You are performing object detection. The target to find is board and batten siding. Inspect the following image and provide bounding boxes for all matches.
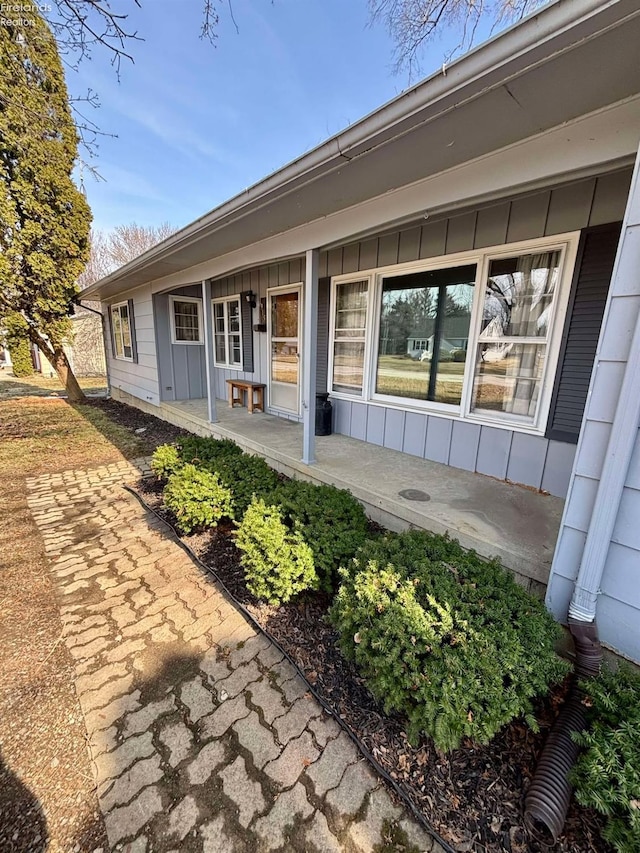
[326,170,632,497]
[105,284,160,406]
[546,170,640,663]
[212,259,306,420]
[154,285,207,402]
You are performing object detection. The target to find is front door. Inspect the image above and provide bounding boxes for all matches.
[268,286,301,414]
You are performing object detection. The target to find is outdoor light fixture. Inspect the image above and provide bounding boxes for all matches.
[245,290,257,309]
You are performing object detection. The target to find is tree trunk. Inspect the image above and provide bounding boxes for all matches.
[31,333,86,403]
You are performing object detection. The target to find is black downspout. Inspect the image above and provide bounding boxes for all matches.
[524,620,602,844]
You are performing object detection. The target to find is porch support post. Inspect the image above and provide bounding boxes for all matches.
[201,279,217,423]
[301,249,319,464]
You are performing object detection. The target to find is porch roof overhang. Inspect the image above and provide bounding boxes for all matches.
[84,0,640,302]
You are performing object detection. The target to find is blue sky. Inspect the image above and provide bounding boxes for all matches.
[65,0,497,233]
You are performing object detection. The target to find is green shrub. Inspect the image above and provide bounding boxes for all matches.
[571,665,640,853]
[268,479,369,592]
[235,497,318,604]
[176,436,279,517]
[330,530,569,751]
[451,348,467,363]
[177,435,243,468]
[9,338,34,377]
[163,463,233,534]
[214,453,280,517]
[150,444,183,480]
[437,349,452,362]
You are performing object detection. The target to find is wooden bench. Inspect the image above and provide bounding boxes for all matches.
[226,379,266,413]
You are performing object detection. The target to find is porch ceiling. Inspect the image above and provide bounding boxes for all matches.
[86,0,640,301]
[162,399,562,586]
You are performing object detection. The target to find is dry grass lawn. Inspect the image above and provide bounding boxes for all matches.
[0,399,145,852]
[0,372,107,400]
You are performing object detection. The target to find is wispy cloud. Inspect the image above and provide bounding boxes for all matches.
[97,162,169,203]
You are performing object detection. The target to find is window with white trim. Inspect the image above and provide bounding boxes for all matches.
[471,250,560,422]
[170,296,203,344]
[213,296,242,369]
[332,279,368,395]
[329,234,578,433]
[111,301,133,361]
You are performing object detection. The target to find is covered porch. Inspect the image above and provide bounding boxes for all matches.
[160,396,563,593]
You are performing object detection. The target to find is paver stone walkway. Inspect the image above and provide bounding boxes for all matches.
[26,460,443,852]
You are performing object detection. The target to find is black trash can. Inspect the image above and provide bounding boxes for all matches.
[315,392,333,436]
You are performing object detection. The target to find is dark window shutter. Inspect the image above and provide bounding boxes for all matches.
[127,298,138,363]
[107,305,116,357]
[546,222,621,443]
[316,277,331,393]
[240,292,254,373]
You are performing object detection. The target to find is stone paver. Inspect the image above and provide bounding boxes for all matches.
[347,786,402,851]
[264,731,319,788]
[158,720,193,767]
[180,676,215,722]
[167,795,200,841]
[325,761,378,833]
[306,731,358,796]
[232,710,280,769]
[26,460,443,852]
[273,695,320,744]
[220,755,266,828]
[200,816,235,852]
[186,740,225,785]
[254,782,313,847]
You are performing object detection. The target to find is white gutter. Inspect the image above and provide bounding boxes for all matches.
[569,142,640,622]
[83,0,632,299]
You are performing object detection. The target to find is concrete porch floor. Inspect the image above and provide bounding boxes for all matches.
[162,398,563,592]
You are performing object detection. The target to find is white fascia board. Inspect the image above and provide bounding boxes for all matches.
[151,96,640,294]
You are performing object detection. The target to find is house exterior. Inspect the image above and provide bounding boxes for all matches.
[84,0,640,662]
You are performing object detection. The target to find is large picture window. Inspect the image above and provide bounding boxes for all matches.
[111,301,133,361]
[170,297,203,344]
[329,234,577,433]
[375,265,475,405]
[213,296,242,369]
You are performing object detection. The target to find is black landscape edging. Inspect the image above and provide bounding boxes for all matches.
[124,483,457,853]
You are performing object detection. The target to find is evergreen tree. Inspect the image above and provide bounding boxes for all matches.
[0,11,91,402]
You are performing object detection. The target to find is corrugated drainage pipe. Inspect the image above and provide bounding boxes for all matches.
[524,619,602,844]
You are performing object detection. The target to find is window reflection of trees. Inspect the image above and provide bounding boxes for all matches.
[376,265,475,404]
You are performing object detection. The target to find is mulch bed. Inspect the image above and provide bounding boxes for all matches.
[135,474,608,853]
[86,398,190,448]
[90,398,608,853]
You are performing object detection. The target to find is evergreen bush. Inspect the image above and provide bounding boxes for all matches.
[9,339,33,377]
[235,497,318,604]
[150,444,182,480]
[176,435,279,516]
[571,665,640,853]
[268,479,369,592]
[177,435,243,468]
[163,463,233,534]
[214,453,280,517]
[330,530,569,751]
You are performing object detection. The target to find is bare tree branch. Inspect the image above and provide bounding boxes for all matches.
[369,0,546,79]
[201,0,221,43]
[46,0,143,78]
[79,223,178,292]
